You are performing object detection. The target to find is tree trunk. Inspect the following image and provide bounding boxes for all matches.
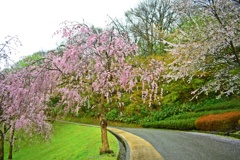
[8,127,15,160]
[99,113,113,155]
[99,94,113,155]
[0,130,4,160]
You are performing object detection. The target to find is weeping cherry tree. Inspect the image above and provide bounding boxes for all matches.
[51,21,164,154]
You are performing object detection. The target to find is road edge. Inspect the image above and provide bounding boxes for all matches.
[108,128,130,160]
[108,127,165,160]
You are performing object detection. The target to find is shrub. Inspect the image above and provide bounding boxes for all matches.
[195,98,240,112]
[106,108,119,121]
[195,111,240,131]
[120,115,140,124]
[146,103,194,121]
[142,119,196,130]
[166,109,240,121]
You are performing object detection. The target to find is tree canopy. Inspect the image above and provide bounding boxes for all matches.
[165,0,240,98]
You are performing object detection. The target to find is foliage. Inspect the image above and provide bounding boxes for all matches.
[166,0,240,98]
[141,97,240,130]
[161,77,205,105]
[106,109,119,121]
[195,111,240,131]
[5,122,118,160]
[46,96,62,120]
[106,103,149,124]
[111,0,177,55]
[141,103,194,123]
[195,98,240,112]
[142,119,196,130]
[15,52,44,68]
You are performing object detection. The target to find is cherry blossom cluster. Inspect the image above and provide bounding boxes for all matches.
[52,21,164,111]
[0,66,56,139]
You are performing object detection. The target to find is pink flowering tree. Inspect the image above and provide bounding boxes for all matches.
[51,21,164,154]
[0,61,59,160]
[0,35,21,160]
[0,35,60,160]
[165,0,240,99]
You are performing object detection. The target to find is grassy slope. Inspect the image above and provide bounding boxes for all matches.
[5,122,118,160]
[166,98,240,121]
[141,98,240,134]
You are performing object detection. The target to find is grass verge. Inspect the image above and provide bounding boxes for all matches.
[5,122,118,160]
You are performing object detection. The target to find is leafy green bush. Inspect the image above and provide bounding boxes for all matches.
[16,52,44,68]
[143,103,194,122]
[161,76,207,107]
[119,115,140,124]
[46,96,62,120]
[166,108,240,121]
[195,98,240,112]
[106,108,119,121]
[142,119,196,130]
[195,111,240,131]
[118,104,149,124]
[165,112,202,120]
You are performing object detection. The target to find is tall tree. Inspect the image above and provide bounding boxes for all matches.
[165,0,240,98]
[112,0,176,55]
[53,21,164,154]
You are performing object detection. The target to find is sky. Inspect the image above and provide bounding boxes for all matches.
[0,0,140,63]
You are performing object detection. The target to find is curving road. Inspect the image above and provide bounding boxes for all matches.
[119,128,240,160]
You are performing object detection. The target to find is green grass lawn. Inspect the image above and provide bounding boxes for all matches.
[5,122,118,160]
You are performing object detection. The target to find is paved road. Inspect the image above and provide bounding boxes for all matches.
[119,128,240,160]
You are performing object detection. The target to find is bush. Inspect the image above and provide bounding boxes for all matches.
[142,119,196,130]
[120,115,140,124]
[166,109,240,121]
[145,103,194,122]
[195,98,240,112]
[195,111,240,131]
[106,108,119,121]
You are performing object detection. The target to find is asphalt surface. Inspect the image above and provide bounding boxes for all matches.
[119,128,240,160]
